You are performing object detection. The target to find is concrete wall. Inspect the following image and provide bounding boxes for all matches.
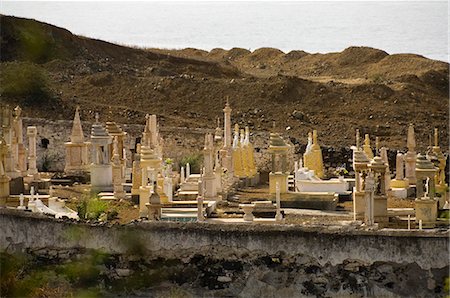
[1,209,448,297]
[1,209,447,270]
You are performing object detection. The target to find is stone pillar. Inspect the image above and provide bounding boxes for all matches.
[405,124,417,185]
[13,106,27,176]
[203,133,218,200]
[197,184,205,222]
[180,166,185,183]
[380,147,391,192]
[362,134,374,160]
[186,163,191,179]
[275,182,282,222]
[364,172,375,226]
[131,144,142,200]
[0,135,11,206]
[27,126,38,177]
[112,137,125,199]
[220,98,233,175]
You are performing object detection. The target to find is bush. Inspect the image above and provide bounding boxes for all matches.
[76,194,109,220]
[0,62,53,106]
[179,153,203,174]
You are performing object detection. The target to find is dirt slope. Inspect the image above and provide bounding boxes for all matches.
[0,15,448,151]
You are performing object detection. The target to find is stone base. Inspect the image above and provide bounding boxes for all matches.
[0,175,11,206]
[131,194,139,205]
[90,164,113,192]
[280,192,338,211]
[415,198,437,228]
[8,176,24,195]
[391,188,408,199]
[269,173,288,194]
[391,179,409,189]
[406,187,416,198]
[139,186,151,218]
[353,190,365,220]
[374,196,388,223]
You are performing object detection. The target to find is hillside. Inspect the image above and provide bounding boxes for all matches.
[0,15,448,151]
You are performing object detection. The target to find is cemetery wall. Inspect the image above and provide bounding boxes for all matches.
[1,209,448,296]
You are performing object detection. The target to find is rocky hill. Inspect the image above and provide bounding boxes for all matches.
[0,15,448,151]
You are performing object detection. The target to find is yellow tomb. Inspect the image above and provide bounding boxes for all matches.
[303,130,324,179]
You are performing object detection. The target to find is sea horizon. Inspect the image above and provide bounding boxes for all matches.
[1,1,448,62]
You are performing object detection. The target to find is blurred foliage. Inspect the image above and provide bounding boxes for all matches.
[179,153,203,174]
[0,62,54,106]
[76,194,109,220]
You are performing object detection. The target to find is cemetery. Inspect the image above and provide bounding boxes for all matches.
[0,102,449,296]
[0,101,448,228]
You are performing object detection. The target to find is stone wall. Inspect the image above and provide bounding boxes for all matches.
[1,209,448,297]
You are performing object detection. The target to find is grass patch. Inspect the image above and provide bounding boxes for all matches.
[0,61,54,106]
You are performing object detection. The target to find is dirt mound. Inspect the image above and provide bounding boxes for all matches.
[336,46,388,66]
[247,47,285,62]
[283,50,309,61]
[1,16,448,151]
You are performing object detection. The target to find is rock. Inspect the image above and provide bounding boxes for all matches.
[217,276,232,283]
[116,268,132,277]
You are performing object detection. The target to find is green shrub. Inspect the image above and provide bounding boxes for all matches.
[76,194,109,220]
[0,62,53,105]
[179,153,203,174]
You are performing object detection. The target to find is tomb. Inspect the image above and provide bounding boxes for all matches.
[414,154,438,228]
[303,130,324,179]
[430,128,448,207]
[112,137,126,200]
[391,151,408,188]
[404,124,417,185]
[202,133,218,200]
[268,131,290,194]
[90,114,113,192]
[64,106,90,175]
[106,121,127,181]
[368,156,388,223]
[232,125,247,178]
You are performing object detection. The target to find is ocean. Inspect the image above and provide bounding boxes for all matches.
[1,1,448,62]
